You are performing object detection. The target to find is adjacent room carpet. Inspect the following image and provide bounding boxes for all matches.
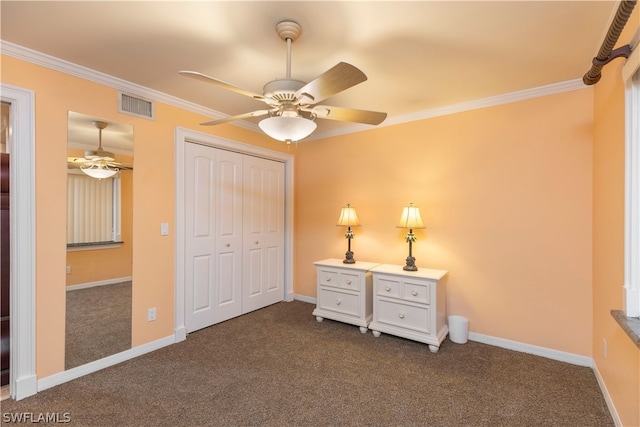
[3,300,613,426]
[65,281,132,370]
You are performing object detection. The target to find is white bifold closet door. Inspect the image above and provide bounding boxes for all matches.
[185,142,285,333]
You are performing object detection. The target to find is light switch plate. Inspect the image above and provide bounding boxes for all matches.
[160,223,169,236]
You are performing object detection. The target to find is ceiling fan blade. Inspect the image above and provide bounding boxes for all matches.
[179,70,274,104]
[200,110,270,126]
[307,105,387,125]
[109,162,133,170]
[295,62,367,105]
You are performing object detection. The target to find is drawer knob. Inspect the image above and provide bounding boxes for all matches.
[398,313,405,319]
[346,280,352,285]
[325,277,331,282]
[335,299,342,306]
[411,290,418,296]
[226,243,230,247]
[385,286,391,292]
[255,240,259,245]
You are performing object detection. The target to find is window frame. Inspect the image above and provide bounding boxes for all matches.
[623,34,640,318]
[66,169,123,250]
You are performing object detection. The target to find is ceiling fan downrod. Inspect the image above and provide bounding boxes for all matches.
[275,20,302,80]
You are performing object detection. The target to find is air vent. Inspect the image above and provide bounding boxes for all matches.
[118,92,155,120]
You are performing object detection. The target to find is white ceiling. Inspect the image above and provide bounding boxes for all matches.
[0,1,617,139]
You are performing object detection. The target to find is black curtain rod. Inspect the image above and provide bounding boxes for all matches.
[583,0,637,85]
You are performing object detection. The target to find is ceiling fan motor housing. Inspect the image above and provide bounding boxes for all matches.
[263,79,306,102]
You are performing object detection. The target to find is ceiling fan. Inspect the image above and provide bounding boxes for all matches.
[179,20,387,143]
[67,121,133,179]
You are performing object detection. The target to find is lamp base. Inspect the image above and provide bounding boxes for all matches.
[403,256,418,271]
[343,250,356,264]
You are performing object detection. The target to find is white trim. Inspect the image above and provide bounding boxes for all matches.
[174,127,294,340]
[593,363,623,427]
[1,83,37,400]
[622,28,640,83]
[37,335,175,392]
[311,79,589,141]
[2,40,591,143]
[296,295,593,367]
[65,277,132,291]
[294,294,316,305]
[467,332,593,367]
[623,45,640,317]
[0,40,247,131]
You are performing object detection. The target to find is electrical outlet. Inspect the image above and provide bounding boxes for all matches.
[603,338,607,359]
[148,307,157,322]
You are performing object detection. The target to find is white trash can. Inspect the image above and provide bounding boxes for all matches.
[448,315,469,344]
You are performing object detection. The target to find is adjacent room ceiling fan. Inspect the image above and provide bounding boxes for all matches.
[179,20,387,143]
[67,121,133,179]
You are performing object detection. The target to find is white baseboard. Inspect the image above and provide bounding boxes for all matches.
[294,294,316,304]
[295,295,593,367]
[468,332,593,367]
[593,362,622,426]
[66,276,132,291]
[13,374,38,401]
[37,335,175,392]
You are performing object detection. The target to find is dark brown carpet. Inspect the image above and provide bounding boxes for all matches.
[65,282,132,370]
[3,300,613,426]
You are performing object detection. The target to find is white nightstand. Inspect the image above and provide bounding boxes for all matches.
[368,264,448,352]
[312,259,380,333]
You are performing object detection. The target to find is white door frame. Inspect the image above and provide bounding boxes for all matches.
[1,83,37,400]
[174,127,294,342]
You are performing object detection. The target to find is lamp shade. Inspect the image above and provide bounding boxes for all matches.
[258,116,317,142]
[397,203,425,229]
[337,204,360,227]
[81,163,119,179]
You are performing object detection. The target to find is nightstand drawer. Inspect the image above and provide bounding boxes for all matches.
[376,276,401,298]
[403,280,430,304]
[317,268,339,288]
[318,287,360,317]
[376,298,430,334]
[339,272,361,291]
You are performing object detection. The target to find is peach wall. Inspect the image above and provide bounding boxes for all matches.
[3,28,634,420]
[1,54,286,378]
[592,7,640,426]
[294,89,593,356]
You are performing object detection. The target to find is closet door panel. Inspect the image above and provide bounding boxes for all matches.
[213,150,243,323]
[242,155,284,312]
[185,144,217,332]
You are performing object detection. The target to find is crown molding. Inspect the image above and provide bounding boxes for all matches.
[2,40,588,141]
[0,40,258,134]
[308,79,588,141]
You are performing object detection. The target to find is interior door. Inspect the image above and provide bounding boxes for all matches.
[1,153,9,386]
[185,143,243,332]
[242,155,285,312]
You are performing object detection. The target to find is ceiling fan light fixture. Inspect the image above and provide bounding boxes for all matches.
[81,162,119,179]
[258,115,317,142]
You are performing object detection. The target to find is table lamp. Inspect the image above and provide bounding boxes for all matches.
[337,204,360,264]
[397,202,425,271]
